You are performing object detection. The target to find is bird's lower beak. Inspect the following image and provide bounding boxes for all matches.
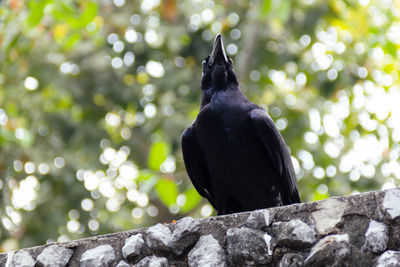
[210,33,228,65]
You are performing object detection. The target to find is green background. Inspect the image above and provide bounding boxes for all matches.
[0,0,399,250]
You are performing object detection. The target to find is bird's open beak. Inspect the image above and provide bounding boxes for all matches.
[210,33,228,65]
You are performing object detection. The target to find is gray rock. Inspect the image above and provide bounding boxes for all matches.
[116,261,130,267]
[168,217,201,255]
[5,251,35,267]
[382,189,400,220]
[279,253,304,267]
[264,233,273,256]
[122,233,146,260]
[375,250,400,267]
[145,223,172,251]
[363,220,388,253]
[344,191,377,218]
[275,219,317,247]
[0,254,7,266]
[37,245,74,267]
[312,198,346,234]
[245,209,275,230]
[79,245,115,267]
[388,223,400,252]
[188,235,226,267]
[305,234,350,266]
[341,215,370,249]
[133,256,168,267]
[226,227,272,265]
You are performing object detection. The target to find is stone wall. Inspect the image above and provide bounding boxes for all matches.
[1,188,400,266]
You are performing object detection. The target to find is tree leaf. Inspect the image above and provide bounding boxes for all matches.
[26,1,47,28]
[260,0,272,17]
[181,188,202,213]
[155,178,178,207]
[148,141,169,171]
[276,0,291,23]
[64,33,80,49]
[139,174,158,193]
[80,2,98,26]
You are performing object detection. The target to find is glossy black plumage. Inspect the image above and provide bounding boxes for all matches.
[181,34,300,215]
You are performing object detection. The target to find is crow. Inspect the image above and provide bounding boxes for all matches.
[181,34,301,215]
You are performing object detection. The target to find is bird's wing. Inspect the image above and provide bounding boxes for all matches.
[181,126,216,208]
[249,108,301,204]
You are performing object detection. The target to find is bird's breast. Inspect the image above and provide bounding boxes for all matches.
[196,107,257,154]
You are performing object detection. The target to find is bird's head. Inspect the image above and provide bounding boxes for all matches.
[201,34,238,91]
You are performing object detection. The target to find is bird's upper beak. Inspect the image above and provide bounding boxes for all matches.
[210,33,228,65]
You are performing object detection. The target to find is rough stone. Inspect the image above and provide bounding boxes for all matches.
[341,215,370,249]
[382,189,400,220]
[168,217,201,255]
[133,256,168,267]
[5,251,35,267]
[305,234,350,266]
[122,233,146,260]
[188,234,226,267]
[145,223,173,251]
[0,254,6,266]
[312,198,346,234]
[275,219,317,247]
[36,245,74,267]
[375,250,400,267]
[344,191,377,218]
[226,227,272,265]
[363,220,389,253]
[2,189,400,267]
[279,253,304,267]
[80,244,116,267]
[245,209,275,230]
[388,223,400,250]
[116,261,130,267]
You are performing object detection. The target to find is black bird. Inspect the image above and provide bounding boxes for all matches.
[181,34,300,215]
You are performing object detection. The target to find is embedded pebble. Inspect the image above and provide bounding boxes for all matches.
[133,256,168,267]
[226,227,272,265]
[275,219,316,247]
[375,250,400,267]
[279,253,304,267]
[5,251,35,267]
[188,235,226,267]
[382,189,400,220]
[363,220,388,253]
[168,217,201,255]
[305,234,350,266]
[312,198,346,234]
[245,209,275,230]
[264,233,273,256]
[116,261,130,267]
[122,233,146,260]
[146,223,173,251]
[80,245,115,267]
[36,245,73,267]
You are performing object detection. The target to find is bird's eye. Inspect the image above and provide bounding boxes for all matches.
[202,60,207,67]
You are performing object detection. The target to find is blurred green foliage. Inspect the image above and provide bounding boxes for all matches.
[0,0,400,251]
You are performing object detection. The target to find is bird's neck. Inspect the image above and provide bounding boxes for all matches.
[200,83,239,108]
[200,90,212,109]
